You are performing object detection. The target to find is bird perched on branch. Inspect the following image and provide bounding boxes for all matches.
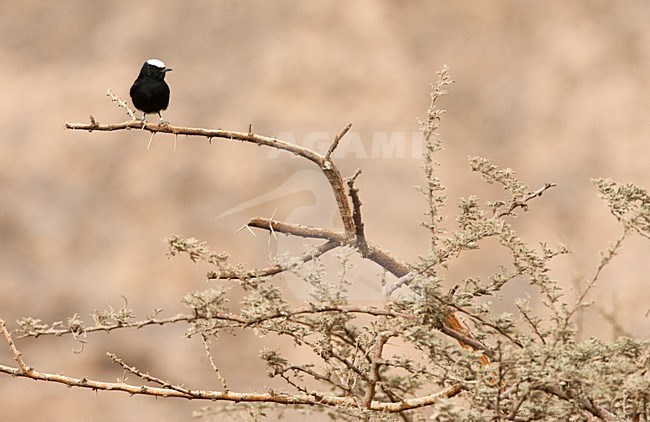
[129,59,172,123]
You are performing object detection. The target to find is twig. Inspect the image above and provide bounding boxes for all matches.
[208,240,339,280]
[200,334,229,391]
[363,333,388,408]
[382,272,414,299]
[286,364,354,396]
[419,66,452,252]
[1,319,31,373]
[439,324,494,361]
[108,352,193,396]
[15,305,409,342]
[496,183,557,218]
[15,313,198,339]
[106,89,136,120]
[325,123,352,160]
[556,229,628,348]
[347,169,369,256]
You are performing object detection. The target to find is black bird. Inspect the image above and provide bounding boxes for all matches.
[129,59,172,122]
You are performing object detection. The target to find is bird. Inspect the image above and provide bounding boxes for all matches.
[129,59,172,123]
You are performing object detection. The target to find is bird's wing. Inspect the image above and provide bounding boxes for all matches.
[129,81,138,96]
[129,80,153,100]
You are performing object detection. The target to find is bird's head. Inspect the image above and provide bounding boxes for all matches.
[141,58,173,80]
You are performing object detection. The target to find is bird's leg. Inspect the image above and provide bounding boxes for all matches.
[158,112,169,126]
[139,113,147,128]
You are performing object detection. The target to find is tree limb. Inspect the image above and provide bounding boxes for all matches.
[65,119,355,233]
[0,359,460,411]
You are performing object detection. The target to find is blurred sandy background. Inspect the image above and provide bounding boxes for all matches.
[1,1,648,421]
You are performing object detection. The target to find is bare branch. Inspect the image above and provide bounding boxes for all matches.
[247,217,349,243]
[382,272,414,299]
[0,319,31,373]
[346,169,369,256]
[0,358,461,411]
[65,119,355,233]
[200,334,229,391]
[325,123,352,160]
[106,89,136,120]
[108,352,194,396]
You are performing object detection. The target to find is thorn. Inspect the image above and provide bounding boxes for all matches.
[268,209,278,242]
[147,132,155,150]
[248,124,253,135]
[267,210,278,247]
[235,224,257,237]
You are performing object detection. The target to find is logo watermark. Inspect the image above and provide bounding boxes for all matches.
[264,122,425,160]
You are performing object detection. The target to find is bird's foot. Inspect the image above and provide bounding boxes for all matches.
[158,119,170,126]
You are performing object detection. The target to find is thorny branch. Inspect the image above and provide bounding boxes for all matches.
[65,118,355,234]
[0,352,462,412]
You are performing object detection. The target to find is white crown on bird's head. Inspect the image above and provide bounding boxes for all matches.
[146,59,166,68]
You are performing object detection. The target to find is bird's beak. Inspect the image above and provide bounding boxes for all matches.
[164,67,173,72]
